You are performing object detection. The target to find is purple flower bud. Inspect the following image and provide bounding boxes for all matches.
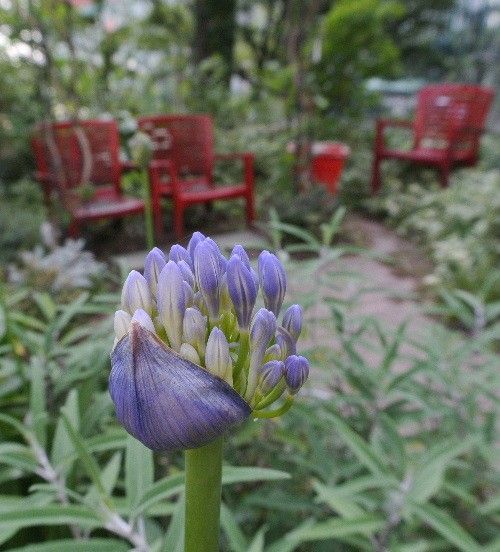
[231,244,251,270]
[265,343,282,361]
[193,239,222,320]
[157,261,186,351]
[258,360,285,394]
[179,342,201,365]
[205,237,228,273]
[251,268,260,293]
[258,250,286,316]
[121,270,153,314]
[276,327,296,358]
[169,244,192,268]
[183,280,194,307]
[114,309,131,341]
[110,323,250,451]
[177,260,195,288]
[187,231,206,261]
[205,327,233,384]
[131,308,156,334]
[246,308,277,400]
[227,256,257,330]
[282,304,303,342]
[284,355,310,394]
[182,307,207,356]
[143,248,166,298]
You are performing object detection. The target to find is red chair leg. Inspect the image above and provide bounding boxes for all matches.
[245,191,255,224]
[371,155,382,193]
[173,200,185,240]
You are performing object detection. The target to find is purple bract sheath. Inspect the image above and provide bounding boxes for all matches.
[110,323,250,451]
[109,233,309,452]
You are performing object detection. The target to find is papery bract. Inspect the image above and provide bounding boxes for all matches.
[110,323,250,451]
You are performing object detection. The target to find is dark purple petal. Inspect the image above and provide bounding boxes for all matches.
[284,355,310,394]
[258,250,287,316]
[109,323,251,452]
[227,256,257,330]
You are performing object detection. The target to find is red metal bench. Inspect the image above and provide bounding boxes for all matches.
[138,114,255,239]
[371,83,494,192]
[32,119,145,238]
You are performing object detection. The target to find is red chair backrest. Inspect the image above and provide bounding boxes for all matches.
[32,119,122,197]
[138,114,215,179]
[414,84,494,157]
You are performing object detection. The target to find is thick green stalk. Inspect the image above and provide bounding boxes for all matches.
[184,437,223,552]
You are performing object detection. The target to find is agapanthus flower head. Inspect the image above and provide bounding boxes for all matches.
[110,234,309,452]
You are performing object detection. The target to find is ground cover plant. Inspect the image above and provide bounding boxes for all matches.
[1,235,499,551]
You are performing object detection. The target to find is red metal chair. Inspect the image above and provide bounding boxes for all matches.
[32,119,145,237]
[371,83,494,192]
[137,114,255,239]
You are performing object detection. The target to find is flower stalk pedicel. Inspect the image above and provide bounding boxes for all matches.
[109,234,309,552]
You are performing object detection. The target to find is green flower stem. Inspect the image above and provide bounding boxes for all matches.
[252,395,294,419]
[184,437,223,552]
[142,170,154,250]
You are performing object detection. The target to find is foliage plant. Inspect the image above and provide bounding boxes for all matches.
[0,232,499,550]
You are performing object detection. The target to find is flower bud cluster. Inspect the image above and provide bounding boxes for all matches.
[115,232,309,411]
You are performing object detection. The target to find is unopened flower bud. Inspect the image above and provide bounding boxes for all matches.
[284,355,310,394]
[194,239,223,320]
[177,260,195,288]
[258,250,286,316]
[187,231,206,261]
[258,360,285,394]
[121,270,153,314]
[276,327,296,358]
[205,327,233,384]
[183,281,194,307]
[144,248,166,298]
[169,244,192,268]
[264,343,282,362]
[227,255,257,330]
[231,244,251,270]
[157,261,186,351]
[182,307,207,356]
[179,342,201,365]
[282,304,303,342]
[131,308,156,333]
[114,309,131,341]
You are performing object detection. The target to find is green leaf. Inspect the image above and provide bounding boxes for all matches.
[29,356,47,449]
[221,466,290,484]
[51,389,80,472]
[61,414,106,499]
[0,443,39,473]
[126,434,153,511]
[7,539,129,552]
[408,437,477,503]
[220,502,248,552]
[247,527,266,552]
[291,515,385,542]
[479,493,500,515]
[377,413,406,475]
[85,452,122,506]
[133,473,185,517]
[324,412,387,475]
[0,505,103,531]
[313,481,366,519]
[409,502,481,552]
[162,495,184,552]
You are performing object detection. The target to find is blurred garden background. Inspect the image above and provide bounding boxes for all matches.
[0,0,499,550]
